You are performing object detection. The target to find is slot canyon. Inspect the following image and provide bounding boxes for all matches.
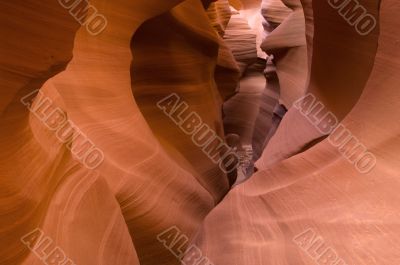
[1,0,400,264]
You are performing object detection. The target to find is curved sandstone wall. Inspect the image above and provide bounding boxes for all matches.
[1,0,399,265]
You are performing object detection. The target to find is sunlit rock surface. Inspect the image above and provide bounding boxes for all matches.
[1,0,400,265]
[1,1,231,264]
[195,1,400,265]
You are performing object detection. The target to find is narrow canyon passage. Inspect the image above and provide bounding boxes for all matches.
[1,0,399,265]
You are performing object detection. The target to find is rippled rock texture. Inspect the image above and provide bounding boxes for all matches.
[1,0,400,265]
